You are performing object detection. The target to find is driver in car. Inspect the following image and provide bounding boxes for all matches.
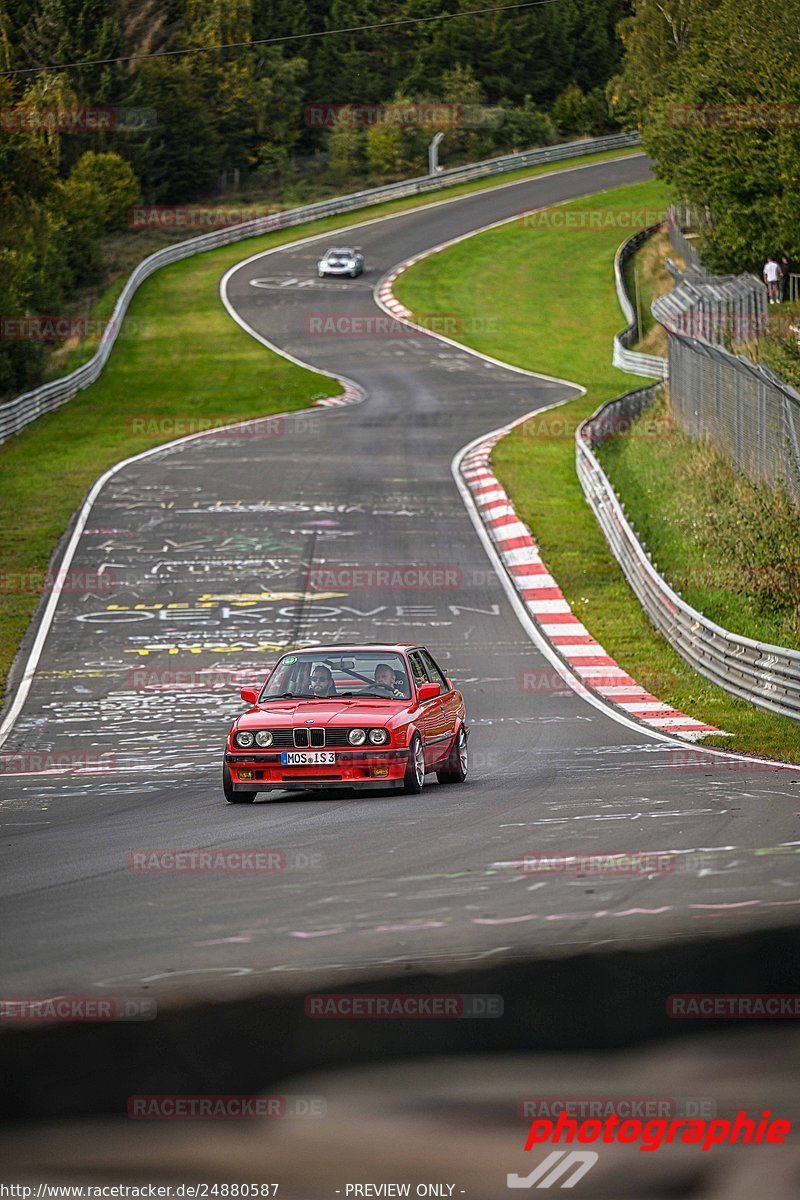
[373,663,405,698]
[310,665,337,697]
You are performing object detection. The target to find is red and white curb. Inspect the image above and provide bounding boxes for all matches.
[460,434,727,742]
[377,264,416,321]
[314,380,364,408]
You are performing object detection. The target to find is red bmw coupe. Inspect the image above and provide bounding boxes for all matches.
[223,644,468,802]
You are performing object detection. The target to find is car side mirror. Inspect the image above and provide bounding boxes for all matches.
[417,682,440,701]
[240,687,258,705]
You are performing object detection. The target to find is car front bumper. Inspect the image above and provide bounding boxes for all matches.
[225,747,409,791]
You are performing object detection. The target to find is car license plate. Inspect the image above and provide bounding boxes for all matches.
[281,751,336,766]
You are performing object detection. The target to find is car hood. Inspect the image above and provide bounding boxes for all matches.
[237,699,404,727]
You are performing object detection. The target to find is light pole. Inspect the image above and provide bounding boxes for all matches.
[428,131,445,176]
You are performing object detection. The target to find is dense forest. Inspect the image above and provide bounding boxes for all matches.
[0,0,629,396]
[2,1,799,399]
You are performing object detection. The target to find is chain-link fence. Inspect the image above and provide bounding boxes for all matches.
[667,333,800,503]
[666,205,702,270]
[658,207,768,344]
[653,206,800,500]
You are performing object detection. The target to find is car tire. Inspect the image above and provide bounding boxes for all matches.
[403,734,425,795]
[223,762,257,804]
[437,727,468,785]
[350,269,356,278]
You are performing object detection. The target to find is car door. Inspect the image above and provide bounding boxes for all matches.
[409,649,451,768]
[421,647,461,726]
[408,650,442,769]
[419,648,460,762]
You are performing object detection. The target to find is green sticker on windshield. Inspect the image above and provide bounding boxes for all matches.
[283,655,297,664]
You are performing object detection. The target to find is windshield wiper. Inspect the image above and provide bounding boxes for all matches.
[260,692,318,701]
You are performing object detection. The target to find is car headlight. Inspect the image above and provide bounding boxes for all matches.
[236,730,254,748]
[368,728,389,745]
[348,728,367,745]
[255,730,273,747]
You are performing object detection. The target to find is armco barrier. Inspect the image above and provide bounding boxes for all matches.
[0,132,640,445]
[612,225,668,379]
[576,388,800,720]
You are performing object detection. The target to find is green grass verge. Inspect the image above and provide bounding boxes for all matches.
[0,145,641,696]
[394,178,800,759]
[598,391,800,651]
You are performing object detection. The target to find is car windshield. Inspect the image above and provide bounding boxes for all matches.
[261,651,411,701]
[327,250,353,262]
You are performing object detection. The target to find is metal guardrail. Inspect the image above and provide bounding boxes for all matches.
[576,388,800,721]
[612,226,668,378]
[0,131,640,445]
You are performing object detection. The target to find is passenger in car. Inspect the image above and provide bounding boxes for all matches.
[310,665,337,697]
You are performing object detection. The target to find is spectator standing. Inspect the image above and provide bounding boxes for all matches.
[763,256,781,303]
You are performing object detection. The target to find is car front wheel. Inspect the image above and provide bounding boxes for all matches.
[403,734,425,794]
[223,762,257,804]
[437,727,468,785]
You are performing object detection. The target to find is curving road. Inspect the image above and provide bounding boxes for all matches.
[1,153,798,1005]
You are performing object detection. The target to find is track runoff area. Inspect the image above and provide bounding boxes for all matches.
[1,153,799,1195]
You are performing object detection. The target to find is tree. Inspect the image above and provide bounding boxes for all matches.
[122,59,221,201]
[618,0,800,270]
[365,122,403,174]
[495,96,556,151]
[609,0,723,127]
[551,83,588,137]
[67,150,140,228]
[327,107,366,178]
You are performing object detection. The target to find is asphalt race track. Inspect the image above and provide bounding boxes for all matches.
[2,152,799,1008]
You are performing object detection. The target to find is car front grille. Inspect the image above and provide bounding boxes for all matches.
[245,727,376,748]
[293,727,326,748]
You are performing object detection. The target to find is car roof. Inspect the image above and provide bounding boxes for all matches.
[325,246,355,254]
[278,644,417,653]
